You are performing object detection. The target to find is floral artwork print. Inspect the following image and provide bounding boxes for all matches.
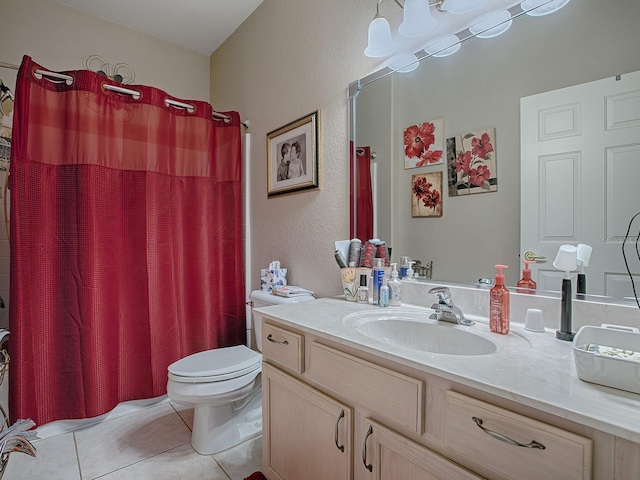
[411,172,443,217]
[404,118,444,169]
[447,127,498,196]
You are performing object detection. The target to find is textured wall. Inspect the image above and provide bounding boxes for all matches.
[210,0,383,298]
[211,0,640,296]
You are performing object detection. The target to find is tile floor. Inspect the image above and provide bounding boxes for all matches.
[3,401,262,480]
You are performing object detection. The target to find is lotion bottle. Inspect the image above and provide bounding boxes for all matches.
[490,265,510,335]
[388,263,402,306]
[379,277,389,307]
[516,260,537,293]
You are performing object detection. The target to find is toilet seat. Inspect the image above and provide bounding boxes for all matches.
[168,345,262,384]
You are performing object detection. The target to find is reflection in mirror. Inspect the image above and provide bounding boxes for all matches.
[349,0,640,298]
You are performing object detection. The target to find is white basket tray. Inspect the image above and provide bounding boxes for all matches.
[573,324,640,394]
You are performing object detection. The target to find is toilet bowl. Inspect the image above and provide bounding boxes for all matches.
[167,289,314,455]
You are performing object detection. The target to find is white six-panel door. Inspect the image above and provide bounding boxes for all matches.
[521,71,640,298]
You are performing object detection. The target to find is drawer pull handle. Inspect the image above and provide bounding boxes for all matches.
[334,410,345,452]
[362,425,373,472]
[472,417,545,450]
[267,334,289,345]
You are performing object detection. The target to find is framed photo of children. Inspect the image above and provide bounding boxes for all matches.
[267,111,320,197]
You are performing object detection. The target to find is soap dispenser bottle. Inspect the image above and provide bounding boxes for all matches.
[388,263,402,306]
[490,265,510,335]
[516,260,537,293]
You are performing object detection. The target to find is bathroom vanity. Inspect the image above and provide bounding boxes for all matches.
[257,291,640,480]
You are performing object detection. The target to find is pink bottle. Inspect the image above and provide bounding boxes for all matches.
[516,260,537,293]
[490,265,510,335]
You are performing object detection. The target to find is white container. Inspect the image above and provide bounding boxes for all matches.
[573,324,640,394]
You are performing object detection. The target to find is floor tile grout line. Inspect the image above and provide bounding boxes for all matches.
[72,431,84,480]
[88,441,193,479]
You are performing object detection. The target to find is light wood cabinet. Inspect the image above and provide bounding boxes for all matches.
[260,317,640,480]
[262,363,352,480]
[363,419,483,480]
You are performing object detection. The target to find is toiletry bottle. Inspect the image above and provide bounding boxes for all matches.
[490,265,510,335]
[372,258,385,304]
[399,256,411,279]
[379,276,389,307]
[356,274,369,304]
[405,261,415,281]
[388,263,402,306]
[516,260,537,293]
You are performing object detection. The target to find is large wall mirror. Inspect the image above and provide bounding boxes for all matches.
[349,0,640,299]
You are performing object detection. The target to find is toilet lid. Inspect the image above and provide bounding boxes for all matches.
[168,345,262,379]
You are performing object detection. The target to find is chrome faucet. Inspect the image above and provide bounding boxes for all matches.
[428,286,474,326]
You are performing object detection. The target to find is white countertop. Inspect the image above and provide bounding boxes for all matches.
[256,297,640,444]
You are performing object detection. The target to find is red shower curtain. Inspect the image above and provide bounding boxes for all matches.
[9,56,245,426]
[349,144,373,241]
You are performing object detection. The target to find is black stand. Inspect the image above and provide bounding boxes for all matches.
[556,278,574,341]
[577,273,586,299]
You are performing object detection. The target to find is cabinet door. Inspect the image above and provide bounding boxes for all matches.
[362,419,484,480]
[262,363,352,480]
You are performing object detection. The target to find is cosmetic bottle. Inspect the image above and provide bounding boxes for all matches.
[379,277,389,307]
[356,274,369,304]
[399,256,411,279]
[372,258,385,303]
[490,265,510,335]
[388,263,402,306]
[405,261,415,281]
[516,260,537,293]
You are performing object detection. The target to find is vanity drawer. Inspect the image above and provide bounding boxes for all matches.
[262,323,304,374]
[308,342,424,434]
[445,391,592,480]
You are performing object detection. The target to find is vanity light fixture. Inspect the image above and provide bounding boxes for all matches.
[388,52,420,72]
[424,34,461,57]
[439,0,489,14]
[365,0,444,58]
[365,0,571,66]
[469,9,513,38]
[521,0,570,16]
[365,1,396,57]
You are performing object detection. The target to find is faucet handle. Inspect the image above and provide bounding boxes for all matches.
[428,286,452,305]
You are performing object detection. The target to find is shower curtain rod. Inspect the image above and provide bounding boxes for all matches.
[0,62,19,70]
[30,68,235,123]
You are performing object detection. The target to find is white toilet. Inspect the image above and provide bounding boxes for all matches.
[167,289,314,455]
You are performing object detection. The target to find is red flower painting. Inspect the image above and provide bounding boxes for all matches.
[411,172,443,217]
[446,127,498,196]
[404,119,444,169]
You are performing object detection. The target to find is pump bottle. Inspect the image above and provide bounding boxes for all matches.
[490,265,510,335]
[388,263,402,306]
[516,260,537,293]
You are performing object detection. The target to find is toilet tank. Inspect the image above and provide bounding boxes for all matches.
[249,290,314,352]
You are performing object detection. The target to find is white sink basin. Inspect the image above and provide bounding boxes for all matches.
[343,309,497,356]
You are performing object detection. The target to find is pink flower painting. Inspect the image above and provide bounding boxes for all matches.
[404,119,444,169]
[411,172,443,218]
[446,127,498,196]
